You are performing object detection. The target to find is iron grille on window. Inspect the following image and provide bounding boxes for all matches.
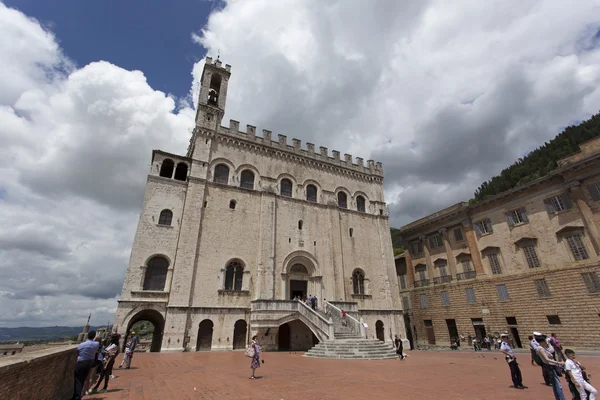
[158,209,173,226]
[280,179,293,197]
[465,288,476,304]
[496,284,510,301]
[440,291,450,306]
[240,170,255,190]
[581,272,600,294]
[523,245,540,268]
[306,185,317,202]
[566,234,589,260]
[488,253,502,274]
[534,279,551,298]
[453,228,464,242]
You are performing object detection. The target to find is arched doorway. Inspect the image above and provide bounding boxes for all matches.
[196,319,213,351]
[278,323,291,351]
[376,320,385,342]
[233,320,247,350]
[288,264,309,299]
[125,309,165,353]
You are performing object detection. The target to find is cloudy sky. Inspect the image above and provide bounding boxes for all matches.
[1,0,599,328]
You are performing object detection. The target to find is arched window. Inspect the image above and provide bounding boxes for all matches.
[298,220,303,230]
[159,159,174,178]
[306,184,317,202]
[224,260,244,291]
[240,170,255,190]
[143,256,169,291]
[356,196,366,212]
[338,192,348,208]
[214,164,229,184]
[208,74,222,105]
[158,209,173,226]
[174,163,188,181]
[280,179,292,197]
[352,269,365,295]
[229,200,236,209]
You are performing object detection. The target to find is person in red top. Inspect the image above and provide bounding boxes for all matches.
[341,309,347,326]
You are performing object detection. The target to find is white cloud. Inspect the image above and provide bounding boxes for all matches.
[2,0,600,327]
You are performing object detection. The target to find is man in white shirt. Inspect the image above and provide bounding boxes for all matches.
[565,349,596,400]
[499,333,527,390]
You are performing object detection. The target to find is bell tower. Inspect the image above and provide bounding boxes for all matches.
[195,56,231,131]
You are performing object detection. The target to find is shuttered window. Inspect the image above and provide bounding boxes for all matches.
[496,284,510,301]
[474,219,493,236]
[534,279,551,298]
[523,245,541,268]
[488,253,502,275]
[506,207,528,225]
[453,228,464,242]
[420,294,428,308]
[429,234,443,248]
[440,291,450,306]
[566,234,589,261]
[544,193,572,213]
[465,288,476,304]
[581,272,600,294]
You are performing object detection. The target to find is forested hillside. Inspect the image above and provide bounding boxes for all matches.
[473,113,600,202]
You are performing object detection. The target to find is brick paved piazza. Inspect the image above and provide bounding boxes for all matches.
[88,351,599,400]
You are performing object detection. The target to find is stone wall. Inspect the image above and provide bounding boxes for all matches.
[0,345,77,400]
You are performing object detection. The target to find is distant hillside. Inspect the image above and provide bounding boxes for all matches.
[473,113,600,202]
[0,326,106,343]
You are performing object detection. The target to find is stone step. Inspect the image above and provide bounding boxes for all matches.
[307,351,395,357]
[304,354,398,360]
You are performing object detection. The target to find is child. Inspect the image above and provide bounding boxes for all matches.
[564,349,596,400]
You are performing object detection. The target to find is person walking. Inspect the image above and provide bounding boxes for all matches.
[535,334,566,400]
[394,335,405,360]
[550,333,565,362]
[564,349,597,400]
[499,333,527,390]
[71,331,100,400]
[250,335,261,379]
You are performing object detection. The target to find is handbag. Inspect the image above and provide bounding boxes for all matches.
[244,346,255,358]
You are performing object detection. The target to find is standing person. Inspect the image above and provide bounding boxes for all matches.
[341,309,347,326]
[499,333,527,390]
[484,336,491,351]
[323,298,328,315]
[90,335,120,394]
[126,331,137,369]
[394,335,405,360]
[535,335,566,400]
[473,337,478,351]
[72,331,100,400]
[313,295,318,311]
[550,333,565,362]
[532,332,552,385]
[564,349,597,400]
[250,335,261,379]
[528,335,538,366]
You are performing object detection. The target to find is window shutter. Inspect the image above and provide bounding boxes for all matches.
[520,208,529,222]
[505,212,515,226]
[474,223,482,237]
[588,184,600,201]
[543,198,556,213]
[561,193,573,210]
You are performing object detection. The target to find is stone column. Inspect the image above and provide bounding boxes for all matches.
[440,228,457,278]
[280,273,288,300]
[569,181,600,255]
[420,235,434,280]
[462,219,485,275]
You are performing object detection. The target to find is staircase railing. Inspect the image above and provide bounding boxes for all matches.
[296,300,334,339]
[325,301,365,338]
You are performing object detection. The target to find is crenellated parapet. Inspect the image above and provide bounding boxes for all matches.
[201,119,384,177]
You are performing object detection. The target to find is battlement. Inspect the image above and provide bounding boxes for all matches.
[215,119,384,176]
[205,56,231,73]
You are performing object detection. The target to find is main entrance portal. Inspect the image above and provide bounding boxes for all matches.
[290,279,307,299]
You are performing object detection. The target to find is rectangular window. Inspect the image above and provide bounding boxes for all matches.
[416,267,427,281]
[424,319,433,327]
[545,194,572,213]
[587,182,600,201]
[566,234,589,261]
[506,316,517,325]
[461,259,473,272]
[523,245,541,268]
[429,234,443,249]
[488,253,502,275]
[534,279,551,298]
[496,284,510,301]
[474,219,493,235]
[465,288,476,304]
[453,228,464,242]
[399,274,407,290]
[437,263,448,277]
[411,241,423,255]
[506,207,528,225]
[402,296,410,310]
[547,315,561,325]
[420,294,428,308]
[440,291,450,306]
[581,272,600,294]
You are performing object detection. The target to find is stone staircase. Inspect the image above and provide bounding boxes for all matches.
[304,302,397,360]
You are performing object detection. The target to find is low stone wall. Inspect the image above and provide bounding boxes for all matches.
[0,345,77,400]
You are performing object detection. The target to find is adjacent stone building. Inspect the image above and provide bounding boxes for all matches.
[398,138,600,349]
[113,57,404,352]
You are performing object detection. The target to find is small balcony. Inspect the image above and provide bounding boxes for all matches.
[433,275,453,284]
[456,271,477,281]
[414,279,430,288]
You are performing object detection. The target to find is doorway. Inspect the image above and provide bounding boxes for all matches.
[125,309,165,353]
[278,323,291,351]
[196,319,213,351]
[233,320,247,350]
[424,320,436,345]
[446,319,458,342]
[375,320,385,342]
[510,327,523,348]
[290,280,308,299]
[471,318,486,340]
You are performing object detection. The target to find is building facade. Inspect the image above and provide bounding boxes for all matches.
[398,138,600,349]
[113,57,404,352]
